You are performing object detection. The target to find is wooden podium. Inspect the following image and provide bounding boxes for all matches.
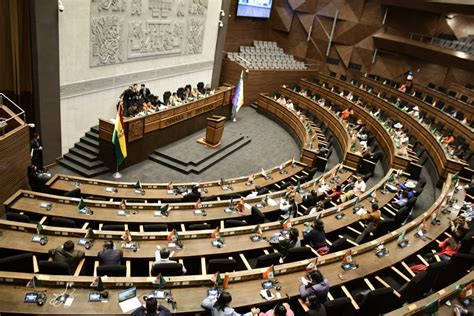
[198,115,226,147]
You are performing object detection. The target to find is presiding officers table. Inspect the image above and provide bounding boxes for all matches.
[99,85,235,169]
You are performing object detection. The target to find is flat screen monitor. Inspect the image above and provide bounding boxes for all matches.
[236,0,273,19]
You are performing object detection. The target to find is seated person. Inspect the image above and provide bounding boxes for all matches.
[325,185,342,203]
[258,303,294,316]
[306,294,327,316]
[277,95,286,106]
[356,203,381,243]
[97,240,123,266]
[340,107,353,120]
[286,99,294,110]
[341,178,354,193]
[169,93,181,106]
[299,270,329,302]
[426,237,460,262]
[154,247,187,274]
[353,177,366,197]
[302,190,318,208]
[201,291,257,316]
[442,134,455,146]
[279,198,292,218]
[450,215,470,241]
[48,240,85,275]
[131,296,172,316]
[393,190,409,208]
[303,219,329,254]
[397,181,416,198]
[276,227,301,258]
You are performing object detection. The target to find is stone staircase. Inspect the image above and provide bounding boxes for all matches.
[58,126,109,177]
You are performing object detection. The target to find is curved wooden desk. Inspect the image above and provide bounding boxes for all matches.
[297,81,413,172]
[4,167,356,233]
[256,94,320,168]
[386,271,474,316]
[0,175,458,314]
[314,73,468,179]
[356,75,473,151]
[46,161,304,201]
[412,82,474,122]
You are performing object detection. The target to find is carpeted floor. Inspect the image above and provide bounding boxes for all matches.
[51,107,301,183]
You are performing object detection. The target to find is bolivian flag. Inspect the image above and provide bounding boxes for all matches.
[112,102,127,165]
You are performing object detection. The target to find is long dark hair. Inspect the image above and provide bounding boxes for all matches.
[214,291,232,311]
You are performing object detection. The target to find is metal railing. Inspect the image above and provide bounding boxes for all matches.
[0,93,26,127]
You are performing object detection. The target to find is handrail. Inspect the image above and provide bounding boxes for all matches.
[0,93,26,124]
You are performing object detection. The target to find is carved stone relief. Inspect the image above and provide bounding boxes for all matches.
[90,0,208,67]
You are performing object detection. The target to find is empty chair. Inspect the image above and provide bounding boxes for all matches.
[64,188,81,198]
[51,217,76,228]
[101,224,125,231]
[371,218,396,238]
[150,262,184,276]
[38,261,70,275]
[206,258,236,274]
[356,287,400,316]
[324,297,355,315]
[6,212,31,223]
[329,237,350,252]
[283,247,313,263]
[0,253,35,273]
[254,253,282,268]
[96,265,127,277]
[143,224,168,232]
[225,219,247,228]
[397,270,429,303]
[433,254,474,290]
[249,206,267,225]
[257,187,270,195]
[188,223,211,230]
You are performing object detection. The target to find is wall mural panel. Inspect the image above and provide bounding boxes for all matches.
[90,0,208,67]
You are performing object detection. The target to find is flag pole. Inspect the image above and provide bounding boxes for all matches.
[112,163,122,178]
[112,154,122,179]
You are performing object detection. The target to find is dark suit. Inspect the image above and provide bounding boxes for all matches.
[97,249,123,266]
[131,305,171,316]
[48,247,85,274]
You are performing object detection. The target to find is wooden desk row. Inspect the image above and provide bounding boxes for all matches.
[297,80,413,172]
[386,271,474,316]
[413,82,474,122]
[315,73,468,179]
[46,161,305,201]
[256,94,320,168]
[0,175,458,314]
[362,72,474,121]
[356,75,473,151]
[4,167,360,238]
[275,88,357,169]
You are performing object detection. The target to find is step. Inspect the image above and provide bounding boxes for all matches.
[63,153,104,169]
[250,102,259,110]
[70,147,99,161]
[85,131,100,141]
[75,142,99,155]
[149,137,251,174]
[58,159,109,178]
[152,136,246,167]
[90,125,100,134]
[80,136,99,148]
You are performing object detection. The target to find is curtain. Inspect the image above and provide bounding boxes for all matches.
[0,0,33,122]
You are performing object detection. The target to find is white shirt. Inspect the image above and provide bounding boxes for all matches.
[354,180,366,196]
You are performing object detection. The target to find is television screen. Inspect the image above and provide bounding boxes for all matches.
[236,0,273,19]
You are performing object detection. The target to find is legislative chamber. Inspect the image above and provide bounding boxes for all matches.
[0,0,473,315]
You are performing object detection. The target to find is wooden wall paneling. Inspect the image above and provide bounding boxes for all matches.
[0,119,30,214]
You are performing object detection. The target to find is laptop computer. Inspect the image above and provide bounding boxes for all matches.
[118,287,142,313]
